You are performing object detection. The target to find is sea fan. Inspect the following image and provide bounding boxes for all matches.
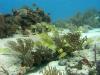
[7,38,34,67]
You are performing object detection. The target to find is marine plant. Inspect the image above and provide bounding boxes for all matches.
[53,34,67,59]
[7,38,34,67]
[35,33,56,49]
[53,32,87,58]
[42,66,63,75]
[68,9,100,28]
[32,45,54,66]
[63,32,87,52]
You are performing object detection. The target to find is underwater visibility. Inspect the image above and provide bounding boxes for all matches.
[0,0,100,75]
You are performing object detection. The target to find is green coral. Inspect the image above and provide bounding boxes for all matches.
[35,33,56,50]
[53,32,87,58]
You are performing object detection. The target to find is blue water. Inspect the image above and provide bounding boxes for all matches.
[0,0,100,21]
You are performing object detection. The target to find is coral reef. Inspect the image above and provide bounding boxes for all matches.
[0,4,99,75]
[54,9,100,33]
[0,5,51,38]
[14,7,51,31]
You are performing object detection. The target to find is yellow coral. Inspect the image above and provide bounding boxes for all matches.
[59,52,67,59]
[35,33,56,50]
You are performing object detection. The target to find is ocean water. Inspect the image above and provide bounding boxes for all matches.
[0,0,100,21]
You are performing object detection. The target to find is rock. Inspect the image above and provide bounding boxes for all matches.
[58,59,67,66]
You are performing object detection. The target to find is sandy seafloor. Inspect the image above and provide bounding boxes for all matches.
[0,28,100,75]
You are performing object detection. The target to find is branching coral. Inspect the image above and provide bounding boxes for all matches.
[32,45,54,66]
[0,15,17,38]
[42,66,63,75]
[53,32,87,58]
[53,34,68,59]
[7,36,55,67]
[63,32,87,51]
[7,38,34,67]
